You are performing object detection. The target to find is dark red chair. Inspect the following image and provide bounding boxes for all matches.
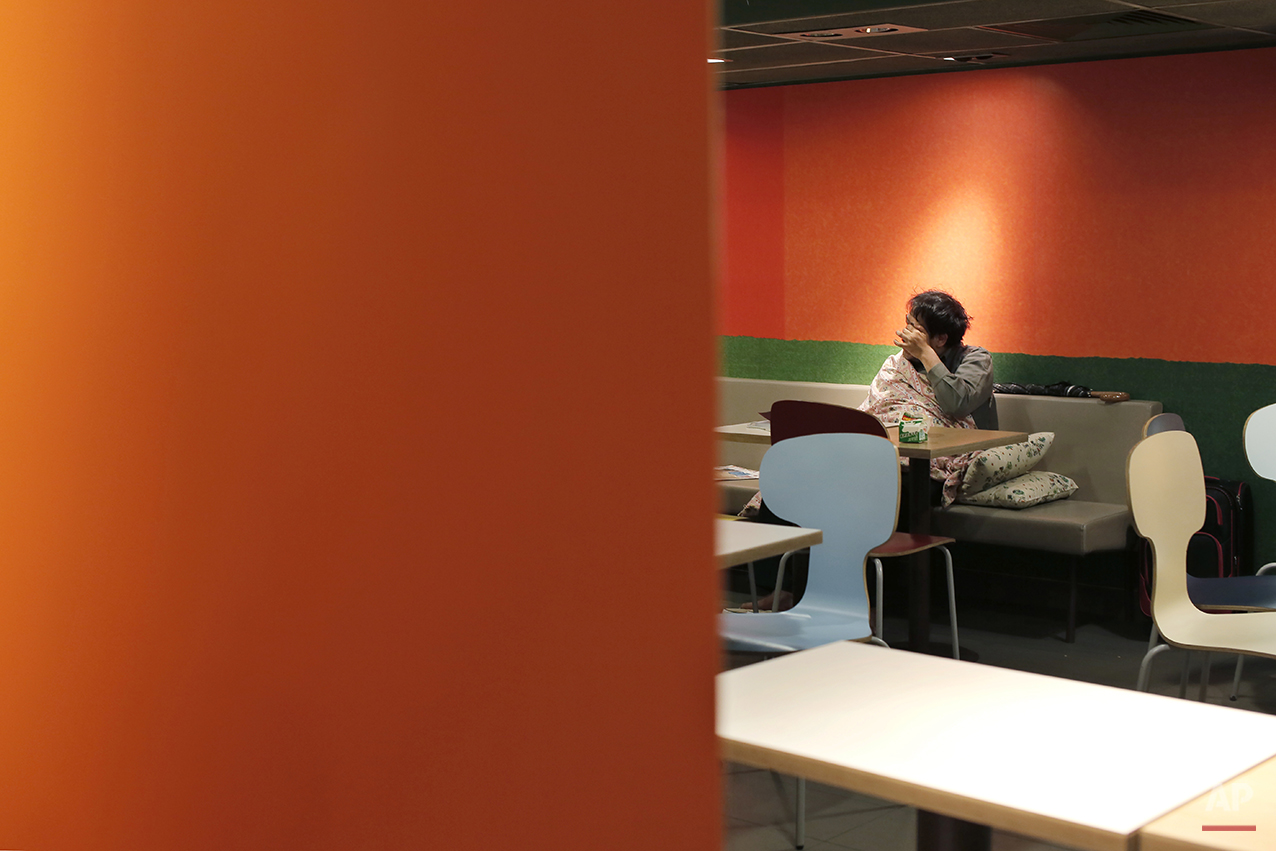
[768,399,887,442]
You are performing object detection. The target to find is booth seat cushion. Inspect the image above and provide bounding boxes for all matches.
[932,500,1131,555]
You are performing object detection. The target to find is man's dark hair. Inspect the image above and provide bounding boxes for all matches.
[908,290,970,349]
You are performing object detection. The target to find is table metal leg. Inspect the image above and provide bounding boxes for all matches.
[907,457,932,653]
[795,777,806,849]
[916,810,991,851]
[747,561,758,613]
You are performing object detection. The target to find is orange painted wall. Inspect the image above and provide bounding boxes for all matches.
[0,2,718,849]
[721,87,786,338]
[722,47,1276,365]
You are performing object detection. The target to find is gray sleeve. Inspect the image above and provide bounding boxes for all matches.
[926,348,994,420]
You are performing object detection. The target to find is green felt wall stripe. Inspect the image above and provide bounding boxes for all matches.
[721,336,1276,565]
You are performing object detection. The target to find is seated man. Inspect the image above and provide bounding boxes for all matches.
[860,289,996,507]
[740,290,993,611]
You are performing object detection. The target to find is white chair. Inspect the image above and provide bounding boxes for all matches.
[1143,412,1185,437]
[1245,402,1276,481]
[1131,431,1276,693]
[1140,412,1256,700]
[1216,403,1276,699]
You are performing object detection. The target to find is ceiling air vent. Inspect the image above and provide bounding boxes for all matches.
[982,10,1214,43]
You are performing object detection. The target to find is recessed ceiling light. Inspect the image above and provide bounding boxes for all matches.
[708,57,731,63]
[940,53,1005,63]
[784,23,927,39]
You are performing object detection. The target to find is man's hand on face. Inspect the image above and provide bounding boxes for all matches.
[894,314,943,371]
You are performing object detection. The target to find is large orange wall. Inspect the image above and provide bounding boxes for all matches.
[0,2,718,849]
[722,47,1276,365]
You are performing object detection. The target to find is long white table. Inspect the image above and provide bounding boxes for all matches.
[715,517,821,569]
[718,641,1276,851]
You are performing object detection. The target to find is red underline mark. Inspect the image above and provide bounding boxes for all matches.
[1202,825,1257,831]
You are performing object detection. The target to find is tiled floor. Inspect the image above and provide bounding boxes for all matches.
[721,595,1276,851]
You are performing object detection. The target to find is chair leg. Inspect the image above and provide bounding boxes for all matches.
[773,552,793,612]
[1138,642,1175,691]
[1225,552,1270,701]
[939,546,959,660]
[1147,624,1206,701]
[1199,652,1213,703]
[873,558,884,640]
[747,562,758,613]
[1235,563,1276,697]
[795,777,806,850]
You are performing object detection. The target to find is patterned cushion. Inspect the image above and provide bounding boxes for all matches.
[962,432,1054,495]
[957,470,1079,509]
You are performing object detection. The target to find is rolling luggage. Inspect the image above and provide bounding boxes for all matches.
[1137,476,1253,617]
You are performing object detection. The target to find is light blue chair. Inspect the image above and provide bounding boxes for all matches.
[720,431,897,653]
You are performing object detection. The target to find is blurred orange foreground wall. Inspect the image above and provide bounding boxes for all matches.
[0,2,719,849]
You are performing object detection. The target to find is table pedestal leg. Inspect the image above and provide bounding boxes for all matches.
[916,810,991,851]
[907,457,932,653]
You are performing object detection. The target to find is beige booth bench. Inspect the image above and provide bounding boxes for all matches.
[718,376,1162,640]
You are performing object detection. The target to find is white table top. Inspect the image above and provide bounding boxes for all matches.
[716,421,773,443]
[715,517,822,569]
[717,642,1276,851]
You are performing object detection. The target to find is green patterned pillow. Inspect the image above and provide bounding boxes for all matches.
[962,432,1054,495]
[958,470,1078,509]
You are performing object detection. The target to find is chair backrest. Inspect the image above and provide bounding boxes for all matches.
[1143,412,1186,437]
[1131,430,1276,657]
[760,433,898,618]
[768,399,887,444]
[1128,430,1207,643]
[1244,403,1276,481]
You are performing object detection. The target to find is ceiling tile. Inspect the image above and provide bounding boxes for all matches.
[1165,0,1276,34]
[722,53,952,85]
[737,0,1130,35]
[991,27,1276,62]
[716,0,1276,88]
[718,41,889,69]
[723,0,943,29]
[719,30,796,50]
[827,26,1047,53]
